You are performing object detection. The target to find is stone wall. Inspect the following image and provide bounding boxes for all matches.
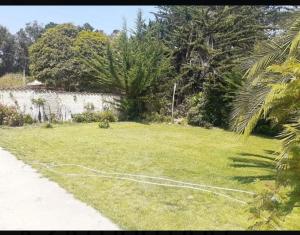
[0,89,119,122]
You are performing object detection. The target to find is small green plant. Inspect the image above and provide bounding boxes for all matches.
[248,184,287,230]
[23,114,34,124]
[44,123,53,128]
[98,119,110,129]
[84,102,95,112]
[32,98,46,122]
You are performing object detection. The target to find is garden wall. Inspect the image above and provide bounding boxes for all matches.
[0,89,119,122]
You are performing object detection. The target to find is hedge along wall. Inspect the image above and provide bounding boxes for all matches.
[0,89,119,122]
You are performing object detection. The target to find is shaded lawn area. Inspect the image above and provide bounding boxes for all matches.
[0,122,292,229]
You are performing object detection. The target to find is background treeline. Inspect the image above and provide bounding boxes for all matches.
[0,6,298,127]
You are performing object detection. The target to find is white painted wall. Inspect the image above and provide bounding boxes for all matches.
[0,89,119,122]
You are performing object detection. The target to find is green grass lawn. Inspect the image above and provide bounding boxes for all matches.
[0,122,298,230]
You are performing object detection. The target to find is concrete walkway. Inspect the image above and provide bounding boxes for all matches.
[0,147,119,230]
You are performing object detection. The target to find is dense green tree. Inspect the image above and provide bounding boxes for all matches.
[79,23,94,32]
[0,25,16,76]
[73,30,108,91]
[231,15,300,228]
[231,14,300,163]
[29,23,81,91]
[82,13,171,119]
[154,6,296,127]
[15,21,44,74]
[44,22,58,30]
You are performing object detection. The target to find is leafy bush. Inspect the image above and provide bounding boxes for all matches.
[141,112,171,123]
[44,123,53,128]
[0,104,23,127]
[253,119,282,137]
[23,114,34,124]
[187,92,212,128]
[84,102,95,112]
[0,104,7,125]
[72,110,118,123]
[98,119,110,129]
[49,113,60,124]
[174,118,188,126]
[72,112,96,123]
[97,110,118,122]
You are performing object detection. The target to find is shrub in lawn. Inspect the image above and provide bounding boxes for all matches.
[98,119,110,128]
[44,123,53,128]
[23,114,34,124]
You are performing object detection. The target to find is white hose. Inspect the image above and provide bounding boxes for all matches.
[29,161,252,205]
[35,162,255,195]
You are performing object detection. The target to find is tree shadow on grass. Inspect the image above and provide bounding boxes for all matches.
[277,147,300,215]
[231,148,300,219]
[230,150,277,184]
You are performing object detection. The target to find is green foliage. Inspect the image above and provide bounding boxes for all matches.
[141,112,171,123]
[73,30,108,91]
[154,6,276,126]
[98,110,118,122]
[98,119,110,129]
[15,21,44,74]
[72,112,98,123]
[31,97,46,106]
[83,102,95,112]
[253,120,282,137]
[232,15,300,228]
[44,123,53,128]
[29,24,81,91]
[23,114,34,124]
[0,104,23,127]
[248,185,286,230]
[0,25,16,76]
[187,92,208,126]
[82,11,171,120]
[72,110,117,123]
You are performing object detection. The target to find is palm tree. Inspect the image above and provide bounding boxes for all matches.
[231,14,300,169]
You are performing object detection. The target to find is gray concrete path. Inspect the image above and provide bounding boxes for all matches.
[0,147,119,230]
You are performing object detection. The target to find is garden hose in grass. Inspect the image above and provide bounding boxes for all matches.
[28,160,256,205]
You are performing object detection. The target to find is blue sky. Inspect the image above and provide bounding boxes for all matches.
[0,6,158,35]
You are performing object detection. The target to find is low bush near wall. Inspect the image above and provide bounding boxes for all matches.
[0,104,24,127]
[141,112,171,123]
[23,114,34,124]
[72,110,118,123]
[98,110,118,122]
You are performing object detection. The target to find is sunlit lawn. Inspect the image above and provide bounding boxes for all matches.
[1,122,296,230]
